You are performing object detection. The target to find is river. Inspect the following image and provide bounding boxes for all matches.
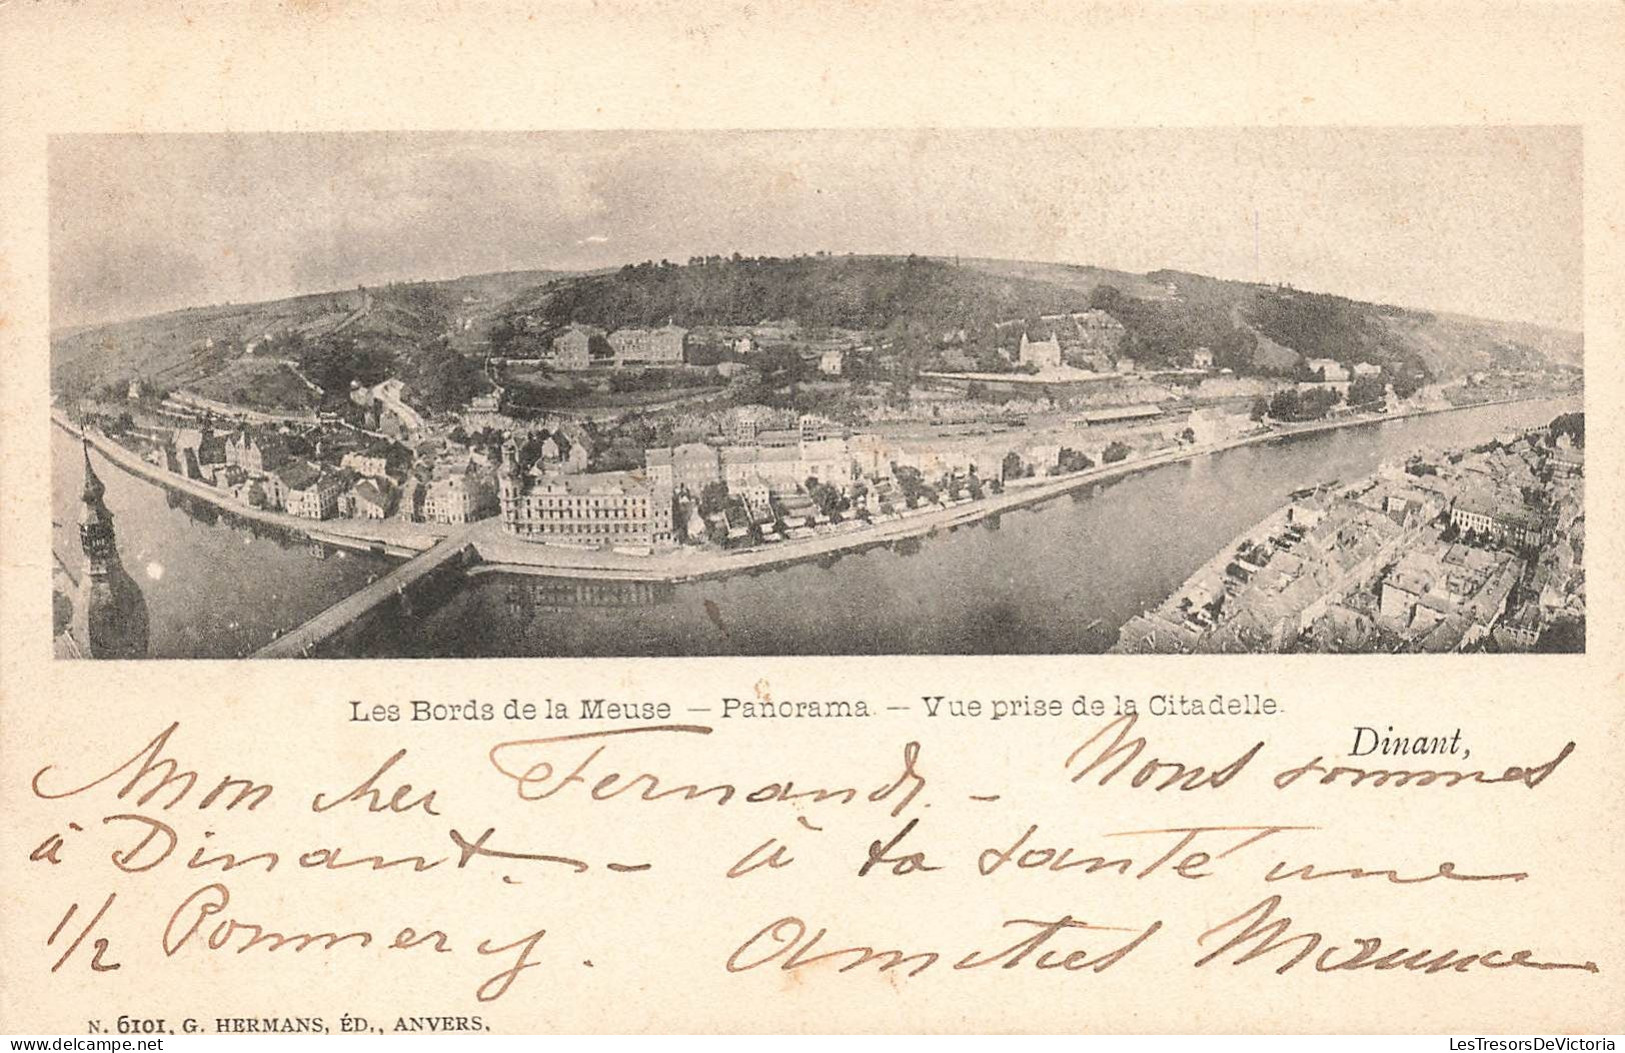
[53,398,1575,658]
[52,428,394,658]
[337,397,1577,657]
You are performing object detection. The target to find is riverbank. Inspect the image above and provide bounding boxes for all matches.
[469,393,1569,583]
[57,392,1570,587]
[51,410,450,558]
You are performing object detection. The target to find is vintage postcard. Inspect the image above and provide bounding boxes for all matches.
[43,128,1586,660]
[2,0,1621,1037]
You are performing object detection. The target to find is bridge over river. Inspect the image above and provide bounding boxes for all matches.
[251,520,484,658]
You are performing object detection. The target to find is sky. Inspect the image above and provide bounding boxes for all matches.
[48,127,1583,331]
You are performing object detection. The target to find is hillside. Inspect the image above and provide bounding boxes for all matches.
[496,254,1582,382]
[50,269,573,412]
[499,254,1089,338]
[53,256,1581,417]
[1150,269,1583,381]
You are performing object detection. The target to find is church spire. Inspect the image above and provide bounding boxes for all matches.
[78,438,116,563]
[71,438,149,659]
[81,437,106,500]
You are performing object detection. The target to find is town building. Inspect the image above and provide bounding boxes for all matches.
[1074,405,1162,427]
[720,446,802,489]
[277,463,344,520]
[521,430,590,476]
[552,324,605,370]
[1190,347,1215,369]
[1551,442,1585,476]
[1449,488,1547,549]
[209,464,248,492]
[1114,423,1582,655]
[684,503,707,542]
[340,446,394,480]
[798,437,851,485]
[227,430,289,475]
[499,441,674,548]
[1018,332,1062,370]
[1306,357,1350,382]
[397,474,428,522]
[344,478,396,519]
[798,414,843,442]
[739,481,774,522]
[608,323,688,365]
[848,433,889,478]
[756,428,800,448]
[423,461,497,524]
[1115,357,1137,374]
[819,349,845,376]
[644,442,722,493]
[723,404,777,445]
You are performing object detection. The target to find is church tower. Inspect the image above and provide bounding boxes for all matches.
[71,440,149,659]
[498,437,523,523]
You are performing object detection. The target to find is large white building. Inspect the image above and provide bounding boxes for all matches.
[500,442,674,548]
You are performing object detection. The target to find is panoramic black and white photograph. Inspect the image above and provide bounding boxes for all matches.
[49,128,1585,659]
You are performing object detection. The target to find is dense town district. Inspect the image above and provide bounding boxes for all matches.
[1114,415,1585,653]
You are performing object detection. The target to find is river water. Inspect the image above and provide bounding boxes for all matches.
[346,398,1577,657]
[51,428,393,658]
[53,399,1574,658]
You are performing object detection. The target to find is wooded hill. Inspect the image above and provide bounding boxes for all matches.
[497,254,1582,382]
[53,254,1581,416]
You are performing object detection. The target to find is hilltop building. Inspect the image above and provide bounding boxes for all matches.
[552,324,605,370]
[1018,332,1062,370]
[608,323,687,365]
[1307,358,1350,382]
[723,404,777,445]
